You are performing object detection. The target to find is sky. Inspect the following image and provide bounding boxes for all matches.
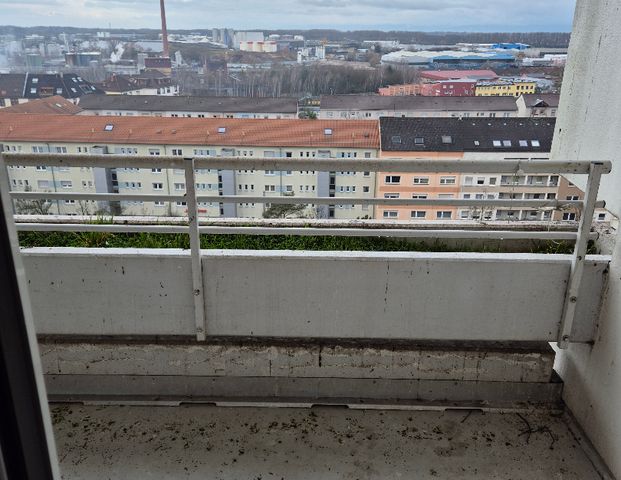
[0,0,577,31]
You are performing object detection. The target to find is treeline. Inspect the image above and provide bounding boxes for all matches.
[181,64,423,98]
[0,26,570,48]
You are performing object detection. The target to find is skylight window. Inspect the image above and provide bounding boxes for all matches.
[531,140,540,147]
[32,78,38,84]
[473,140,480,146]
[414,137,424,145]
[519,140,528,147]
[502,140,512,147]
[104,124,114,131]
[441,136,453,144]
[493,140,502,147]
[324,128,333,135]
[218,127,226,133]
[391,135,402,144]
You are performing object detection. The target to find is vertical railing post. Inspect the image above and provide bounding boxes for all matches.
[184,157,206,341]
[557,161,605,349]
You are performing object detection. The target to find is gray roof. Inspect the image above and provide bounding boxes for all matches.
[0,74,25,98]
[520,93,560,108]
[78,95,300,114]
[320,94,518,112]
[380,117,555,152]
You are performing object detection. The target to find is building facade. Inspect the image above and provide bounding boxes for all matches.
[0,114,379,220]
[516,94,560,117]
[377,117,582,222]
[475,78,537,97]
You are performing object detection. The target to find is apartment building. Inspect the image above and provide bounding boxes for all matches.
[0,113,379,219]
[378,80,476,97]
[77,95,300,119]
[319,95,518,120]
[516,94,560,117]
[377,117,576,221]
[475,78,537,97]
[94,72,179,96]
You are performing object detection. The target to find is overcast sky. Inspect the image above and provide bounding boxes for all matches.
[0,0,576,31]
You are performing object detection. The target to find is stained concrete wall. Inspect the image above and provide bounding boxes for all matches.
[22,248,608,342]
[551,0,621,475]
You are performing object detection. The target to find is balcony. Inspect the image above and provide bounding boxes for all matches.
[0,152,615,478]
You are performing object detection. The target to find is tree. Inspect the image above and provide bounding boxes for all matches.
[263,193,309,219]
[14,187,52,215]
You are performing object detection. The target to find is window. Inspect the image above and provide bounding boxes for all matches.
[60,180,72,188]
[489,177,497,185]
[439,176,456,185]
[104,124,114,131]
[32,146,46,153]
[413,177,429,185]
[464,176,473,185]
[154,201,165,207]
[598,213,607,221]
[174,183,185,191]
[519,140,528,147]
[218,127,226,133]
[493,140,502,147]
[324,128,333,135]
[562,213,577,221]
[36,166,47,171]
[436,211,452,219]
[176,201,187,207]
[363,171,370,177]
[411,194,428,199]
[37,180,49,188]
[476,177,485,185]
[531,140,541,147]
[473,140,480,146]
[385,175,401,185]
[149,149,161,156]
[152,168,162,173]
[384,193,400,199]
[502,140,512,147]
[152,183,163,190]
[411,211,426,218]
[441,136,452,144]
[265,185,276,192]
[172,149,183,156]
[383,211,398,218]
[391,136,402,144]
[414,137,424,145]
[363,186,370,193]
[438,194,454,199]
[566,195,579,201]
[55,146,67,154]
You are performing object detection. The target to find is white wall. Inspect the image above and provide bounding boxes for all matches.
[552,0,621,476]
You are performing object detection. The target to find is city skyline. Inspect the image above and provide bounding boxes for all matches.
[0,0,576,32]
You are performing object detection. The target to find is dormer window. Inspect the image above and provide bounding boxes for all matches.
[414,137,424,145]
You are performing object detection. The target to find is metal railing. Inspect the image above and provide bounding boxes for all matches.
[0,152,612,346]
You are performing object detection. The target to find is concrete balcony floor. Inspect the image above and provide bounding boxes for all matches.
[51,404,605,479]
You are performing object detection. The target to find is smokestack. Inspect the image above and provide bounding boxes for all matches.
[160,0,170,58]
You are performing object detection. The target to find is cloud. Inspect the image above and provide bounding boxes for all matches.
[0,0,576,31]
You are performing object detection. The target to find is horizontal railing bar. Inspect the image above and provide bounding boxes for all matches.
[8,191,603,210]
[10,192,187,202]
[206,195,594,209]
[15,223,190,234]
[14,222,596,241]
[0,153,612,175]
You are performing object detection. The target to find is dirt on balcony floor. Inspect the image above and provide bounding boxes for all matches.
[51,404,605,479]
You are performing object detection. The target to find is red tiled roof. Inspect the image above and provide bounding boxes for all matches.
[0,96,82,115]
[0,113,379,149]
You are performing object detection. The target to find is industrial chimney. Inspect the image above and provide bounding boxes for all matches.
[160,0,170,58]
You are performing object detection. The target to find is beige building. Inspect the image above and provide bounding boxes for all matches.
[0,114,379,219]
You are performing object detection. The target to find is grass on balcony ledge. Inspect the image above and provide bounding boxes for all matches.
[17,231,589,254]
